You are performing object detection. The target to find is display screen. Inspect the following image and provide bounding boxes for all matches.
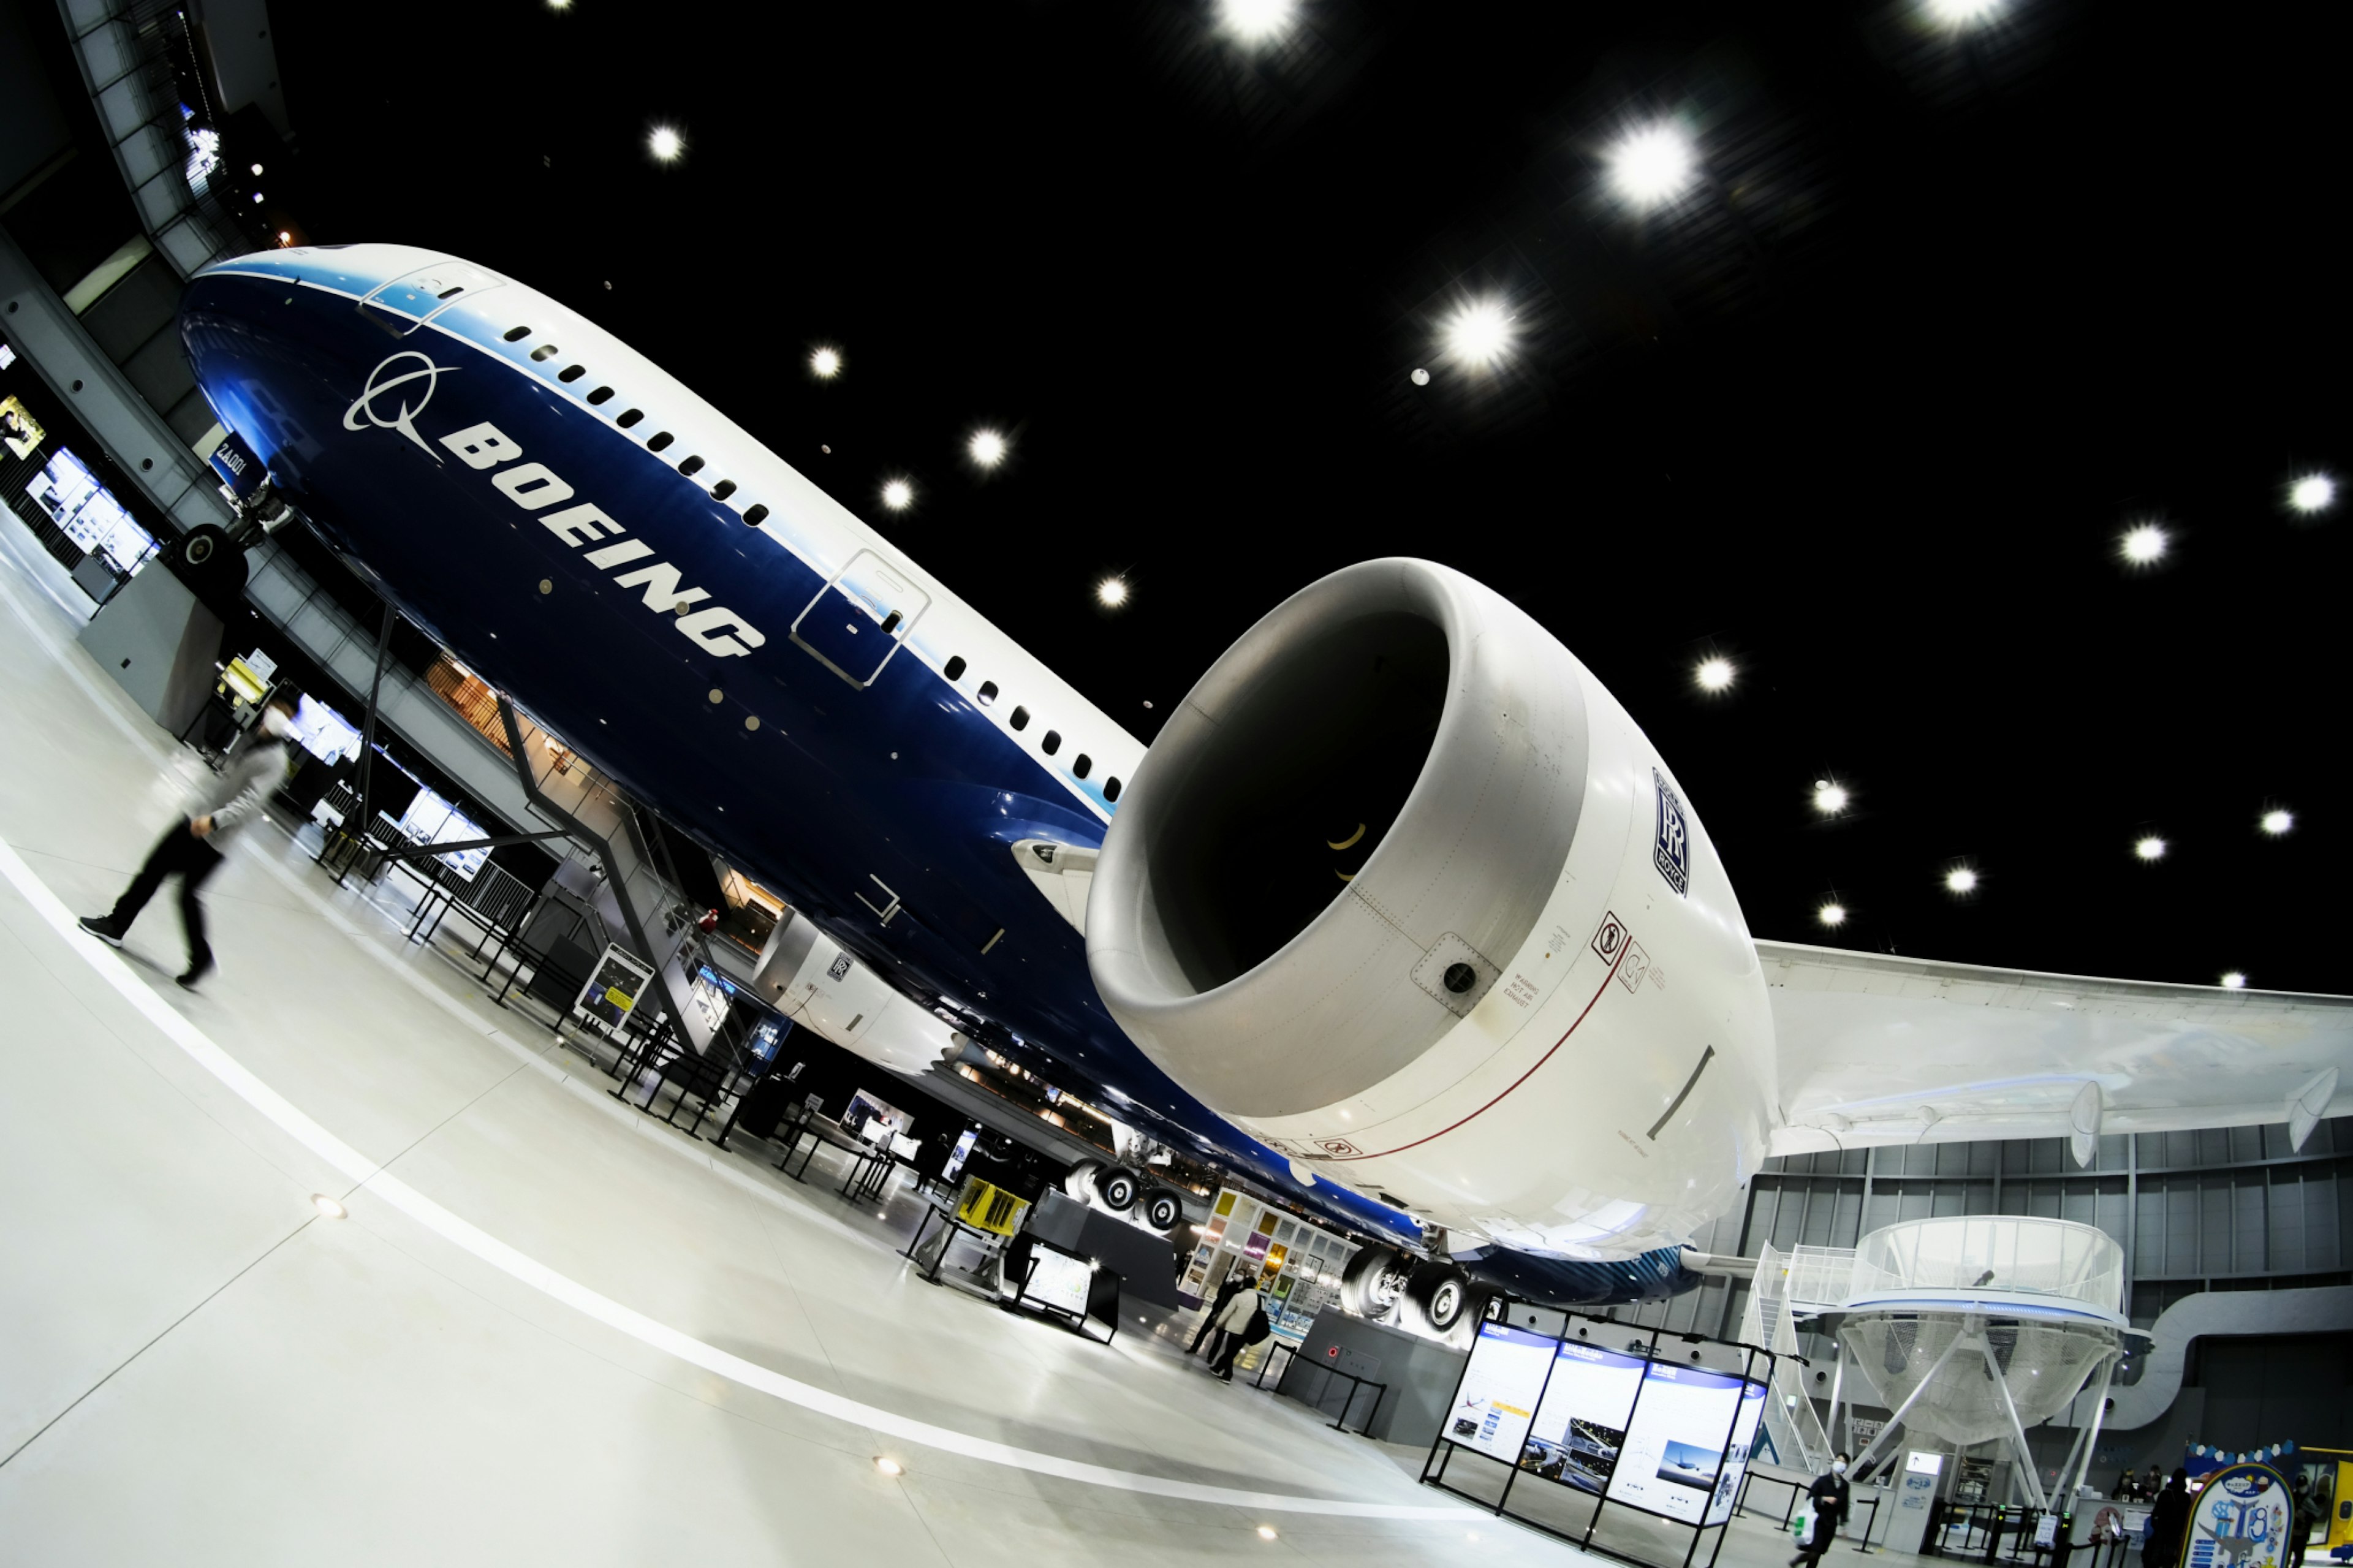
[1703,1381,1769,1524]
[1444,1324,1556,1463]
[1024,1247,1093,1316]
[1521,1339,1646,1491]
[1603,1363,1760,1524]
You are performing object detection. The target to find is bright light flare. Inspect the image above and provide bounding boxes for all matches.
[968,429,1007,468]
[648,126,684,162]
[1695,656,1735,692]
[311,1194,347,1219]
[1096,577,1129,608]
[809,346,842,379]
[2135,836,2167,861]
[881,479,913,511]
[873,1456,904,1477]
[1256,1526,1279,1540]
[1218,0,1297,44]
[2260,808,2294,836]
[2221,971,2248,990]
[1945,867,1979,895]
[1606,123,1697,211]
[2289,474,2337,515]
[1442,299,1514,369]
[2120,523,2168,566]
[1924,0,2003,23]
[1817,903,1847,928]
[1813,780,1849,815]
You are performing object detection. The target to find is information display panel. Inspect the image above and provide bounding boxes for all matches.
[1023,1247,1093,1316]
[1603,1363,1757,1524]
[1442,1324,1556,1463]
[1521,1340,1646,1492]
[1703,1381,1769,1525]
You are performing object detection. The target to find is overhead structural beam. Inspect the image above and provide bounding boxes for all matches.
[366,828,574,866]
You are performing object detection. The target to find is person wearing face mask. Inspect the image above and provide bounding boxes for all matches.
[80,692,301,990]
[1791,1453,1854,1568]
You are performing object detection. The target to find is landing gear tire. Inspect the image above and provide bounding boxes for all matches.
[1340,1244,1413,1320]
[1092,1165,1140,1212]
[1400,1260,1473,1338]
[167,523,249,612]
[1061,1159,1100,1201]
[1139,1187,1184,1234]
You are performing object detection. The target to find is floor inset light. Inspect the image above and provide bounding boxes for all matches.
[1818,903,1847,928]
[2121,523,2168,566]
[1218,0,1296,44]
[1443,299,1514,368]
[1256,1525,1279,1540]
[2289,474,2337,515]
[311,1194,347,1219]
[2260,808,2294,836]
[881,479,913,511]
[968,429,1007,468]
[1607,123,1697,211]
[810,346,841,379]
[2135,836,2167,861]
[649,126,684,162]
[1946,867,1979,894]
[1696,656,1735,692]
[1813,780,1849,815]
[1096,577,1129,608]
[874,1456,904,1477]
[2221,971,2248,990]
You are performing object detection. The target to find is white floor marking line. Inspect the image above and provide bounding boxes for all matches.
[0,829,1466,1520]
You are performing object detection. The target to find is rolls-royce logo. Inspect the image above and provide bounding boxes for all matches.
[344,350,457,458]
[1652,769,1691,897]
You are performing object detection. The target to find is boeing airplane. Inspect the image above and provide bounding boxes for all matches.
[175,244,2353,1335]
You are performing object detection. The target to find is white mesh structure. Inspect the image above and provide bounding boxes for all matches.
[1836,1308,2116,1447]
[1849,1216,2123,1314]
[1744,1242,1837,1473]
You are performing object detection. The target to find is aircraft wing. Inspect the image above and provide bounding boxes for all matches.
[1759,940,2350,1159]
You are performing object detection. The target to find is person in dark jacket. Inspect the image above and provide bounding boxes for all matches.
[1790,1453,1852,1568]
[2288,1472,2317,1568]
[1188,1271,1252,1357]
[2146,1469,2192,1568]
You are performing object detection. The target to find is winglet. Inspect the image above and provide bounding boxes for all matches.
[2289,1066,2339,1151]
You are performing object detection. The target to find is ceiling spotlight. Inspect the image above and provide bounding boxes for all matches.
[1925,0,2003,21]
[311,1194,347,1219]
[2135,836,2166,861]
[873,1456,904,1477]
[2260,808,2294,836]
[1410,367,1430,386]
[1256,1525,1279,1540]
[1606,123,1698,211]
[809,346,842,379]
[648,126,684,162]
[1096,577,1129,608]
[1695,656,1735,692]
[2120,523,2169,566]
[251,192,263,203]
[1442,299,1514,369]
[1945,867,1979,895]
[249,162,264,176]
[2289,474,2337,515]
[2221,971,2248,990]
[1218,0,1297,44]
[968,429,1007,468]
[276,231,290,244]
[1813,781,1849,815]
[1818,903,1847,928]
[881,479,913,511]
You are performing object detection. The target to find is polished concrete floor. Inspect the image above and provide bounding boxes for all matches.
[0,531,1930,1567]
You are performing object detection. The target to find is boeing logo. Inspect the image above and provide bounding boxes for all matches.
[344,350,455,458]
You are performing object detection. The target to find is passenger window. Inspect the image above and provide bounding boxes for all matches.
[743,504,768,526]
[587,387,614,404]
[559,365,585,382]
[502,325,530,342]
[1073,754,1092,780]
[977,681,998,706]
[1009,706,1029,730]
[617,409,644,428]
[1041,730,1060,755]
[678,455,705,475]
[711,479,737,501]
[881,610,902,635]
[531,344,559,362]
[437,285,466,299]
[648,431,675,452]
[1104,776,1123,802]
[944,656,966,681]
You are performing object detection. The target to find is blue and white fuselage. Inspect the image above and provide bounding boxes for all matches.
[179,243,1693,1303]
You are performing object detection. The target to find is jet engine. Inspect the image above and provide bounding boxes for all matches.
[1086,559,1776,1261]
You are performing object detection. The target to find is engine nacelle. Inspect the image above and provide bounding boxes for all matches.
[1086,559,1775,1260]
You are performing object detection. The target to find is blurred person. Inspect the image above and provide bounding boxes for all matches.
[1203,1282,1266,1382]
[80,692,298,988]
[2289,1472,2317,1568]
[1188,1269,1252,1358]
[1791,1453,1852,1568]
[2146,1469,2192,1568]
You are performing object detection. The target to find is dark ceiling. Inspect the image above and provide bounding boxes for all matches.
[263,0,2346,993]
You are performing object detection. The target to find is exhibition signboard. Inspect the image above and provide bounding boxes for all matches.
[1604,1363,1754,1523]
[1523,1340,1645,1492]
[1444,1324,1556,1462]
[2185,1464,2294,1568]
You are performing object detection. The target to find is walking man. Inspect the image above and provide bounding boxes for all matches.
[80,692,298,988]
